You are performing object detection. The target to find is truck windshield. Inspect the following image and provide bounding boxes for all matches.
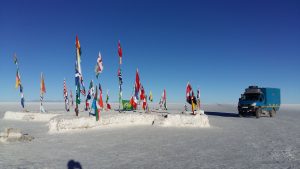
[244,93,261,101]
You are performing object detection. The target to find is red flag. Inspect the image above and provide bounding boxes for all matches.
[130,96,137,109]
[40,73,46,94]
[118,40,122,64]
[98,89,103,108]
[135,69,140,92]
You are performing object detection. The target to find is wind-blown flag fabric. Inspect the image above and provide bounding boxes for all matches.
[40,73,46,112]
[75,35,86,105]
[13,54,25,108]
[63,79,70,111]
[118,40,122,64]
[98,83,104,108]
[149,91,153,102]
[95,52,103,78]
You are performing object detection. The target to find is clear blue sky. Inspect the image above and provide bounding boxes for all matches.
[1,0,299,104]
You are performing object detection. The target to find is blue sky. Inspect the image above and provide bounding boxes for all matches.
[0,0,299,103]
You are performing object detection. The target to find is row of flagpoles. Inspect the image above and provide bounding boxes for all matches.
[12,35,201,118]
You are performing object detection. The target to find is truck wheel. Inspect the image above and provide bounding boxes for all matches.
[256,108,261,118]
[239,111,244,117]
[270,109,276,117]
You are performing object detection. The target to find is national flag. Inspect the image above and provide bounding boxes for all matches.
[40,73,46,94]
[106,90,111,110]
[118,40,122,64]
[135,69,140,91]
[186,82,192,104]
[15,70,21,88]
[130,96,137,110]
[98,84,103,108]
[95,52,104,78]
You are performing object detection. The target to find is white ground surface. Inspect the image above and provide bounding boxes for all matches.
[0,102,299,169]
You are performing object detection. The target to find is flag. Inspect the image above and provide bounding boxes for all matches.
[13,54,25,108]
[40,73,46,113]
[92,85,100,121]
[118,40,122,64]
[135,69,140,91]
[95,52,104,78]
[130,96,137,110]
[63,79,70,111]
[134,69,141,100]
[40,73,46,94]
[75,35,86,107]
[186,82,192,105]
[197,88,200,99]
[118,68,123,85]
[86,80,93,101]
[142,96,147,110]
[140,85,145,101]
[106,90,111,110]
[118,68,123,107]
[98,84,103,108]
[15,70,21,88]
[149,91,153,102]
[20,84,25,108]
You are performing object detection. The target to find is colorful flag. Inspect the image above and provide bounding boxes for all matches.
[130,96,138,110]
[149,91,153,102]
[118,40,122,64]
[15,70,21,88]
[95,52,104,78]
[186,82,192,104]
[106,90,111,110]
[40,73,46,112]
[13,54,25,108]
[92,85,100,121]
[75,35,86,114]
[134,69,141,100]
[98,84,103,108]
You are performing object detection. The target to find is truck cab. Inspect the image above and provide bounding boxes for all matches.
[238,86,280,118]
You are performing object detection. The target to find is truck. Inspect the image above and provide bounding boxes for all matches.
[238,86,281,118]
